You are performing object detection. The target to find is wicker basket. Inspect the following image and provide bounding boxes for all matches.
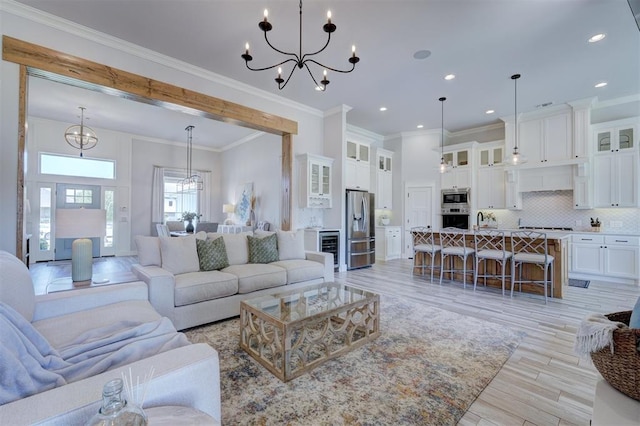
[590,311,640,401]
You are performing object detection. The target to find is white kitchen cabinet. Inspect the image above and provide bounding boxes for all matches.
[592,120,638,208]
[441,168,471,190]
[593,152,638,207]
[518,111,572,164]
[505,169,522,210]
[297,154,333,208]
[375,226,401,261]
[571,234,639,282]
[476,167,505,209]
[441,142,477,190]
[374,148,393,209]
[594,125,635,154]
[573,163,592,209]
[346,140,371,190]
[478,144,503,167]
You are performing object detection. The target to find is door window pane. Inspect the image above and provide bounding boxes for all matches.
[104,190,114,248]
[39,188,51,251]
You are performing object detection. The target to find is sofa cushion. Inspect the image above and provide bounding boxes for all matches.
[196,238,229,271]
[135,236,161,267]
[222,264,286,293]
[0,251,36,322]
[271,259,325,284]
[33,300,162,350]
[174,271,238,307]
[159,236,200,275]
[276,229,305,260]
[248,234,279,263]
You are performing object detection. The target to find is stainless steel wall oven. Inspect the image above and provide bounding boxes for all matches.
[441,188,470,230]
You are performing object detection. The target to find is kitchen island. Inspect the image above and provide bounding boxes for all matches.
[413,229,569,299]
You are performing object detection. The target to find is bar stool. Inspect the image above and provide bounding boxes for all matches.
[411,226,440,282]
[473,229,512,295]
[439,227,475,288]
[510,230,554,304]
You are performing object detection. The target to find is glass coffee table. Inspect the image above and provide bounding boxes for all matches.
[240,282,380,382]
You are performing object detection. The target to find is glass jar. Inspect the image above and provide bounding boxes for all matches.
[86,378,147,426]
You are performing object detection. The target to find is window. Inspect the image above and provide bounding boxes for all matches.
[40,153,115,179]
[163,170,200,222]
[65,189,93,204]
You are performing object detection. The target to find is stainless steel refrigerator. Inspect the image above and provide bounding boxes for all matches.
[346,189,375,270]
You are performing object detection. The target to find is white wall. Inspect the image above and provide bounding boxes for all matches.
[0,5,326,254]
[220,133,281,228]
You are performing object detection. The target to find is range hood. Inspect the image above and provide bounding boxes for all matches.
[518,165,573,193]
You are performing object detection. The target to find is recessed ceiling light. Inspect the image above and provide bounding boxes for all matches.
[413,50,431,60]
[595,81,608,88]
[485,109,495,114]
[416,124,424,129]
[379,107,387,112]
[588,33,606,43]
[444,74,455,81]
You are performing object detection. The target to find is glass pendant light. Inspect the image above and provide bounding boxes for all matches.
[510,74,527,165]
[439,97,451,173]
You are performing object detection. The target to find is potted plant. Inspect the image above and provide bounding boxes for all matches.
[181,211,202,233]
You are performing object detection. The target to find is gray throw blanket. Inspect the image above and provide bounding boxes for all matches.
[0,302,189,405]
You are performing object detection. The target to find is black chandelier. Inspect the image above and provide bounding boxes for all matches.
[241,0,360,91]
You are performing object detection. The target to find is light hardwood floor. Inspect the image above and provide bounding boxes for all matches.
[30,257,640,425]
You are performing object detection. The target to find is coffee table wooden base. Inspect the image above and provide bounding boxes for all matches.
[240,291,380,382]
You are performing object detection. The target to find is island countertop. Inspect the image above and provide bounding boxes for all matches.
[414,230,568,299]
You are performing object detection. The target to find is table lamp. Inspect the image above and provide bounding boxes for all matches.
[223,204,235,225]
[55,208,106,282]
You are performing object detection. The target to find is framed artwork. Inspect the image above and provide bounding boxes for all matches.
[236,183,253,225]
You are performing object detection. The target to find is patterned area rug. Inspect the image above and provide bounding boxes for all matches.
[184,295,524,425]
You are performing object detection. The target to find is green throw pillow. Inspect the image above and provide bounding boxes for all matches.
[248,233,279,263]
[196,237,230,271]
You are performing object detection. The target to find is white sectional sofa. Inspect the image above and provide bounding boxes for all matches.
[0,250,221,425]
[132,230,334,330]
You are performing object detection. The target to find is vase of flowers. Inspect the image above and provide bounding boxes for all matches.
[181,212,202,233]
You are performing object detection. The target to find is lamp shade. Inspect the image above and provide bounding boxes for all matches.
[56,208,106,239]
[223,204,235,214]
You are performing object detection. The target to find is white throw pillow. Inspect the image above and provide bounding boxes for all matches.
[222,233,249,265]
[159,236,200,275]
[276,229,306,260]
[135,235,161,266]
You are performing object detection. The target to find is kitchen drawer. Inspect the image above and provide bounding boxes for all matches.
[572,235,604,244]
[605,236,639,246]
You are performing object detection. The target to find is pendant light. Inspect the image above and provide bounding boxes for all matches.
[509,73,527,165]
[179,125,203,192]
[64,106,98,157]
[439,97,451,173]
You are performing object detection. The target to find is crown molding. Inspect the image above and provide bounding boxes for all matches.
[346,124,383,142]
[450,122,503,137]
[592,94,640,110]
[1,0,323,119]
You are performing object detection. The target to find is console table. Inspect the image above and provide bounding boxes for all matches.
[218,225,252,234]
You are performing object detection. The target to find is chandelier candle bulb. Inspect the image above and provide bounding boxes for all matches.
[327,10,331,24]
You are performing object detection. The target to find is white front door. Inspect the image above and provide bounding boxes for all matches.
[403,184,435,258]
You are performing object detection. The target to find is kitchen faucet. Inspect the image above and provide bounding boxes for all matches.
[476,211,484,227]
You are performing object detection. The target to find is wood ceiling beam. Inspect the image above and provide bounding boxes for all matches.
[2,36,298,136]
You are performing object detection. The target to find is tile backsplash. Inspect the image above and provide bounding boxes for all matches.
[489,190,640,234]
